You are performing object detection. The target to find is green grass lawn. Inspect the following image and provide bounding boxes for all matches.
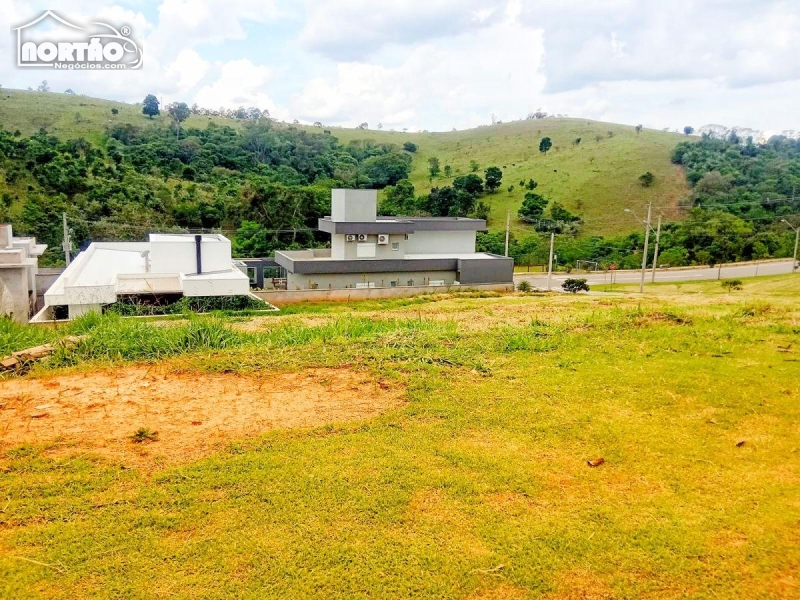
[1,281,798,598]
[0,89,688,236]
[593,273,800,297]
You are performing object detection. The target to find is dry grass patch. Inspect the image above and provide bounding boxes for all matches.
[0,364,403,468]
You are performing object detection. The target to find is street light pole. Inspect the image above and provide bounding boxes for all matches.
[639,202,652,293]
[651,214,661,283]
[782,220,799,271]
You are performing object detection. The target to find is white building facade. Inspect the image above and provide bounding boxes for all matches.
[275,189,514,290]
[40,233,249,320]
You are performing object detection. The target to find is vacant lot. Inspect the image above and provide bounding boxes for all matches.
[1,279,798,598]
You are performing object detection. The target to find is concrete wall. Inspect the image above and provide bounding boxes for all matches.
[287,270,457,290]
[331,189,378,222]
[406,230,476,254]
[332,233,406,260]
[254,282,513,305]
[150,236,232,274]
[182,273,251,296]
[458,256,515,284]
[0,266,32,323]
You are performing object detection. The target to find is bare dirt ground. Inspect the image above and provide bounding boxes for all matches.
[0,365,403,468]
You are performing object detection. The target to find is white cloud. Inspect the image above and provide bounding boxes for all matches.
[292,9,545,130]
[0,0,797,134]
[164,50,210,91]
[521,0,800,92]
[194,59,283,117]
[298,0,507,60]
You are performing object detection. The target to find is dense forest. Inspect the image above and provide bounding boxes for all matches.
[0,113,798,269]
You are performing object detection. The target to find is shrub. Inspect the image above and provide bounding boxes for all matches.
[721,279,743,291]
[131,428,158,443]
[517,280,532,292]
[562,278,589,293]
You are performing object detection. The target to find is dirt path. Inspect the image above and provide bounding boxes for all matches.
[0,365,403,468]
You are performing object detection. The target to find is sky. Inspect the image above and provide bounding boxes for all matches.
[1,0,799,134]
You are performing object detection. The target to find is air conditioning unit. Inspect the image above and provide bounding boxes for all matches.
[345,234,356,242]
[377,234,389,245]
[357,234,368,242]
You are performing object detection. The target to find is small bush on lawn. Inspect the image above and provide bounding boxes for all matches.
[131,428,158,443]
[562,278,589,293]
[722,279,743,291]
[517,280,532,293]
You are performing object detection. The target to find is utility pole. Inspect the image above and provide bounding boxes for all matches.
[651,215,661,283]
[504,209,510,257]
[61,212,71,266]
[782,220,799,272]
[546,232,555,291]
[639,201,652,293]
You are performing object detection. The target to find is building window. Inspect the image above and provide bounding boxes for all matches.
[391,242,400,251]
[246,267,257,284]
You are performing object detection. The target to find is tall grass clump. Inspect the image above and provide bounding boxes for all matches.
[52,314,247,365]
[0,317,58,356]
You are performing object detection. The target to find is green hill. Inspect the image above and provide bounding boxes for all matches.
[320,120,688,235]
[0,89,688,235]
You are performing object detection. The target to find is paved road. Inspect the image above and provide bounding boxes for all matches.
[515,259,797,289]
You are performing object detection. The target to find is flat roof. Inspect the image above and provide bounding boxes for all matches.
[150,233,227,243]
[406,253,499,260]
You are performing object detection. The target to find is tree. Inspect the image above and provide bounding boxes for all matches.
[539,136,552,155]
[361,152,412,188]
[403,142,417,152]
[526,179,538,190]
[472,200,490,221]
[469,159,479,173]
[232,220,273,257]
[549,202,579,223]
[36,80,50,92]
[638,171,655,187]
[167,102,190,139]
[357,122,368,130]
[518,192,548,222]
[684,126,694,135]
[573,137,581,146]
[142,94,160,119]
[380,179,416,215]
[484,166,503,193]
[562,278,589,293]
[64,88,75,95]
[424,186,476,217]
[635,124,643,134]
[444,164,452,178]
[453,174,484,197]
[428,156,441,178]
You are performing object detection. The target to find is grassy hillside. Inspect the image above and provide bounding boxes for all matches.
[1,280,799,597]
[325,120,689,235]
[0,89,688,235]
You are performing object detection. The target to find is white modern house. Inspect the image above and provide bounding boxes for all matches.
[0,224,47,323]
[37,233,250,320]
[275,189,514,290]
